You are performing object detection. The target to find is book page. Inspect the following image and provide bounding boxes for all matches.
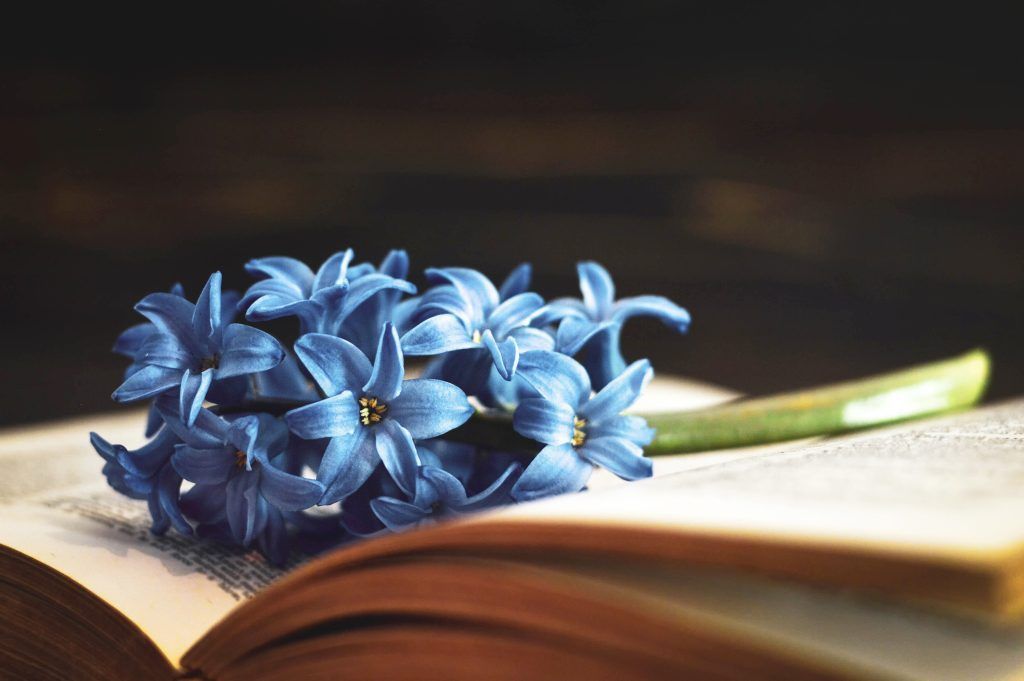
[502,400,1024,562]
[0,411,298,665]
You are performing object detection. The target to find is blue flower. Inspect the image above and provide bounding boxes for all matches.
[336,249,417,357]
[169,406,324,566]
[239,249,416,336]
[286,322,474,504]
[537,261,690,389]
[370,448,521,531]
[112,272,286,427]
[510,350,655,501]
[400,267,550,395]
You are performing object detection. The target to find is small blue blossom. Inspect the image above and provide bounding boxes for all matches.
[510,350,655,501]
[239,249,416,336]
[286,322,474,505]
[370,447,521,531]
[112,272,286,427]
[169,406,324,566]
[537,261,689,390]
[400,267,551,395]
[337,249,417,357]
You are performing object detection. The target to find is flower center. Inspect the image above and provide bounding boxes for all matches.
[471,329,482,343]
[234,450,247,469]
[571,416,587,447]
[199,354,220,371]
[359,396,388,426]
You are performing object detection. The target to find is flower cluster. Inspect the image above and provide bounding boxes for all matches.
[92,252,689,564]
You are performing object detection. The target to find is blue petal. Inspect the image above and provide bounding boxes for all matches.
[313,249,354,292]
[179,369,214,427]
[379,249,409,279]
[256,453,324,511]
[172,445,234,484]
[225,414,289,466]
[530,298,590,327]
[577,261,616,318]
[459,462,522,511]
[424,267,500,315]
[401,313,477,355]
[341,274,417,320]
[248,352,321,403]
[138,333,194,370]
[579,436,651,480]
[245,294,321,329]
[508,326,556,352]
[113,365,182,402]
[374,420,419,496]
[148,490,170,535]
[512,397,574,445]
[179,483,227,523]
[420,466,467,507]
[258,506,290,566]
[144,404,163,438]
[153,395,228,448]
[587,414,655,446]
[388,379,474,439]
[226,472,265,546]
[217,324,285,378]
[498,262,532,301]
[285,392,358,439]
[423,348,493,396]
[555,317,618,357]
[515,351,591,408]
[481,330,518,381]
[157,463,192,535]
[294,333,372,397]
[370,497,427,531]
[579,359,652,422]
[116,427,178,477]
[113,323,155,357]
[192,271,223,346]
[318,428,378,504]
[411,285,478,328]
[510,443,594,502]
[134,292,201,356]
[583,327,628,391]
[487,292,544,339]
[244,256,315,296]
[363,322,405,401]
[611,295,691,333]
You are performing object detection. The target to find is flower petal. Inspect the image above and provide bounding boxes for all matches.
[530,297,590,327]
[370,497,427,531]
[487,292,544,339]
[179,369,214,427]
[217,324,285,378]
[379,249,410,279]
[154,395,228,448]
[244,256,315,295]
[113,365,182,403]
[285,391,359,439]
[513,397,574,445]
[341,274,417,320]
[179,483,227,523]
[459,462,522,511]
[313,249,354,292]
[579,359,652,423]
[294,333,372,397]
[555,317,618,357]
[363,322,405,401]
[579,436,651,480]
[134,292,201,357]
[611,295,691,333]
[587,414,655,446]
[515,351,591,408]
[400,313,476,356]
[481,329,519,381]
[318,428,379,504]
[582,327,629,391]
[374,420,420,496]
[388,379,474,439]
[420,466,468,507]
[508,326,556,352]
[138,333,194,370]
[156,463,192,535]
[172,445,235,484]
[256,454,324,511]
[424,267,500,315]
[226,472,264,546]
[498,262,532,301]
[510,443,594,502]
[258,506,289,566]
[192,271,223,345]
[578,261,616,318]
[113,323,155,357]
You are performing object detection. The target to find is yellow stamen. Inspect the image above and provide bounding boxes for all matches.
[571,416,587,447]
[471,329,482,343]
[358,396,388,426]
[234,450,247,469]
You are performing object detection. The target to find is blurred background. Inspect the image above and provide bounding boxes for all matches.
[2,4,1022,426]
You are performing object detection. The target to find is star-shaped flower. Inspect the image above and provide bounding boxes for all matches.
[400,267,551,395]
[112,272,285,427]
[510,350,655,501]
[537,261,690,390]
[239,249,416,336]
[285,322,474,504]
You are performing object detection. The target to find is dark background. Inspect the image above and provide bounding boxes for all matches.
[2,5,1022,426]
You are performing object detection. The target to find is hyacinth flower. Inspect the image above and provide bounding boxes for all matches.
[536,261,690,390]
[370,454,522,531]
[338,249,418,357]
[510,350,655,501]
[112,272,285,427]
[239,248,416,336]
[285,322,474,504]
[400,267,551,395]
[169,408,324,565]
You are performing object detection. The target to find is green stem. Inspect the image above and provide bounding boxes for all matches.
[448,348,991,456]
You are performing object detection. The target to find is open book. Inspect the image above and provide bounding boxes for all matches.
[3,378,1024,681]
